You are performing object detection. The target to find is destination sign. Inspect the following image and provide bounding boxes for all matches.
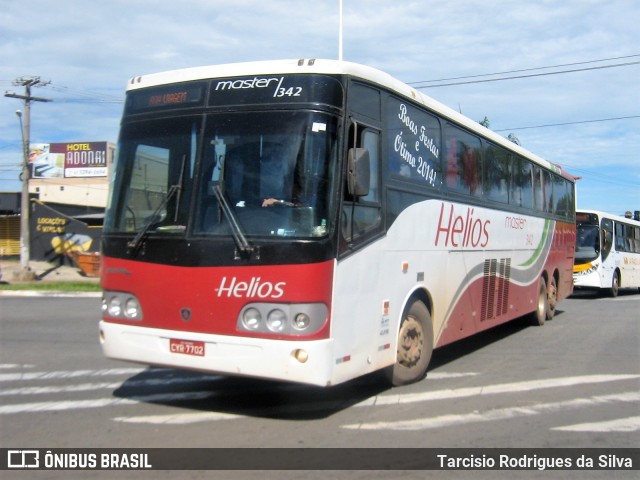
[126,82,206,113]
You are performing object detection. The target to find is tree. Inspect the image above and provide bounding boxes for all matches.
[478,116,522,146]
[507,133,521,145]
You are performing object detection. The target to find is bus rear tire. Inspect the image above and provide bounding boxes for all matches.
[546,275,557,320]
[528,277,548,326]
[385,299,433,387]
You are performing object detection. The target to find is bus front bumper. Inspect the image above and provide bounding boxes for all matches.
[99,320,336,387]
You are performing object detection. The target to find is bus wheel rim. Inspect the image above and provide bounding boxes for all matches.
[548,280,557,312]
[398,316,423,368]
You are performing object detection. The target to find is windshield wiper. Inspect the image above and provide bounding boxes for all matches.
[127,184,181,254]
[128,154,188,255]
[212,183,254,258]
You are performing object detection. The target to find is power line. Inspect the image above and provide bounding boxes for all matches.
[495,115,640,132]
[3,79,123,103]
[413,61,640,88]
[565,166,640,189]
[51,98,124,104]
[408,53,640,86]
[48,85,123,104]
[0,142,22,150]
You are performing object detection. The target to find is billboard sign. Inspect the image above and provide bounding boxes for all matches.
[30,142,108,178]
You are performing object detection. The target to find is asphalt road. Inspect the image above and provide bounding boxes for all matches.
[0,289,638,479]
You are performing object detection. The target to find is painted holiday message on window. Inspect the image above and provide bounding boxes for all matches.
[387,100,441,187]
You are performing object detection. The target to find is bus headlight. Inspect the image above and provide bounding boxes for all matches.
[102,291,143,321]
[107,296,123,317]
[266,309,287,332]
[124,297,141,319]
[237,303,327,336]
[242,308,262,330]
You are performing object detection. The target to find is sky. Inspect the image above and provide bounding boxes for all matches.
[1,0,638,216]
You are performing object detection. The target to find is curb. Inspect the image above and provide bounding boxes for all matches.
[0,291,102,298]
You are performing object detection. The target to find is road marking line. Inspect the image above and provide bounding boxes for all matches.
[2,371,637,427]
[0,391,215,415]
[0,364,35,369]
[0,374,219,397]
[427,372,478,379]
[0,397,139,414]
[1,382,124,397]
[106,374,640,425]
[342,391,640,431]
[354,374,640,407]
[0,367,147,382]
[552,416,640,432]
[600,296,640,302]
[114,412,242,424]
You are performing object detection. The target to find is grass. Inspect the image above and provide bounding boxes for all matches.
[0,281,101,292]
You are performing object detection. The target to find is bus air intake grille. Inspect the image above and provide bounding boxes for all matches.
[481,258,511,322]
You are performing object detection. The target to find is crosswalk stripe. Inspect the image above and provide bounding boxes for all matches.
[354,374,640,407]
[0,390,216,415]
[1,366,637,433]
[109,374,640,426]
[342,391,640,431]
[552,416,640,432]
[0,367,146,382]
[0,373,220,397]
[114,412,242,424]
[425,372,478,379]
[0,364,35,369]
[0,397,139,414]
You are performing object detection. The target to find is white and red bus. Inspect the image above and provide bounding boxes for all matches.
[99,59,576,387]
[574,210,640,297]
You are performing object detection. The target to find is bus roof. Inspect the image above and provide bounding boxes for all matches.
[126,58,574,181]
[577,209,640,225]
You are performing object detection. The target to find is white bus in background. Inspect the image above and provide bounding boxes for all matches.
[574,210,640,297]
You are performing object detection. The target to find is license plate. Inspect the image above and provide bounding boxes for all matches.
[169,339,205,356]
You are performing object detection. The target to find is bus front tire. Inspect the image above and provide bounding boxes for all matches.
[385,300,433,387]
[610,271,620,298]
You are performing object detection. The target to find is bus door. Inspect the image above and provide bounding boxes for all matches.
[600,217,614,282]
[333,119,386,375]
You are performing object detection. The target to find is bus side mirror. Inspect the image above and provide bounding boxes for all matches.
[347,148,370,197]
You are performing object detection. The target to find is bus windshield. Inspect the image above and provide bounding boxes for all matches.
[575,224,600,263]
[106,110,338,240]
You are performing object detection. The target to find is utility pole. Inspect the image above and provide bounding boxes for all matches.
[5,76,51,280]
[338,0,343,61]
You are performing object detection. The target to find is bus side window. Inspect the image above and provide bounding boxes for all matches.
[485,144,510,204]
[342,126,381,244]
[511,157,533,209]
[615,222,626,252]
[633,227,640,254]
[556,175,563,216]
[553,174,566,217]
[444,124,482,197]
[542,170,553,214]
[532,165,543,212]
